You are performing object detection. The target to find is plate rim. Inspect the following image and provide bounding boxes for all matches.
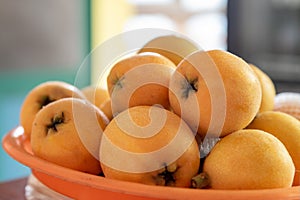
[2,126,300,200]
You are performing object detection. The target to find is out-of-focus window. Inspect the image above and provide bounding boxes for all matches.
[124,0,228,50]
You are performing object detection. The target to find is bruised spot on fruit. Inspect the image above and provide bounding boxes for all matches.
[46,112,65,133]
[112,75,125,90]
[38,95,55,109]
[181,77,198,99]
[155,163,178,186]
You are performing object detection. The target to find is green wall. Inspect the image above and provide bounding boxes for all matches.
[0,1,91,182]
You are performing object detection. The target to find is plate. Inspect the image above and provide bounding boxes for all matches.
[2,126,300,200]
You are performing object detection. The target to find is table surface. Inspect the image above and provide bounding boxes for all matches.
[0,177,27,200]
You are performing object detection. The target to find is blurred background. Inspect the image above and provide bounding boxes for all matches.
[0,0,299,182]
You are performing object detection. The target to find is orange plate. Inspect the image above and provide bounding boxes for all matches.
[2,126,300,200]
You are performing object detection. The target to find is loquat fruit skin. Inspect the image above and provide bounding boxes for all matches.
[100,106,200,187]
[107,53,176,114]
[138,35,199,65]
[169,50,262,139]
[249,64,276,113]
[31,98,109,175]
[20,81,86,139]
[203,129,295,189]
[247,111,300,185]
[81,86,110,109]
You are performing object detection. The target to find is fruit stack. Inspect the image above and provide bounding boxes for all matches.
[19,35,300,190]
